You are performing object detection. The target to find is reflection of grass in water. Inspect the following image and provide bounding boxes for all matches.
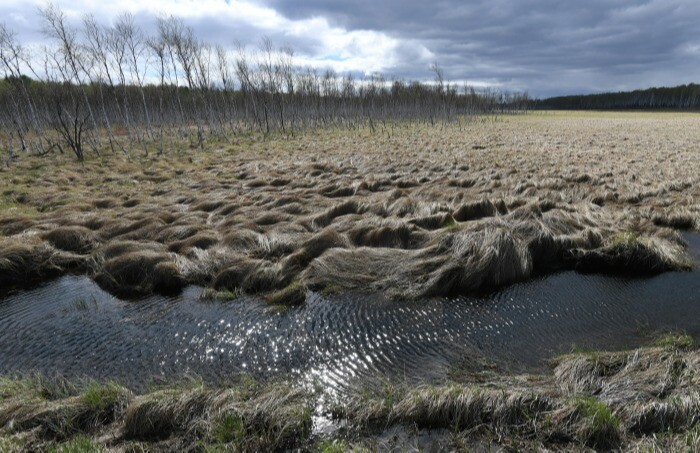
[71,295,98,312]
[198,288,241,301]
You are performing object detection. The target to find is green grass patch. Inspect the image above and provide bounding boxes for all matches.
[0,374,77,400]
[321,284,343,296]
[685,425,700,449]
[50,435,102,452]
[574,396,620,448]
[212,412,245,444]
[317,439,348,453]
[71,296,98,312]
[654,331,696,351]
[442,217,459,229]
[266,280,306,306]
[0,435,23,452]
[607,231,642,250]
[81,382,125,414]
[0,198,39,217]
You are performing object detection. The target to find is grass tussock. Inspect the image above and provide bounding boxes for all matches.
[339,337,700,450]
[93,246,184,297]
[41,226,97,254]
[265,280,307,306]
[199,288,241,301]
[0,238,57,287]
[0,379,131,440]
[452,199,506,222]
[3,339,700,450]
[570,396,621,449]
[0,114,697,297]
[1,377,312,451]
[167,232,219,254]
[573,231,692,275]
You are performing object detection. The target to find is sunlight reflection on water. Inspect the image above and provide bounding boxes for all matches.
[0,234,698,395]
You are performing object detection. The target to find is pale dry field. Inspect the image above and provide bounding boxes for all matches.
[0,111,698,299]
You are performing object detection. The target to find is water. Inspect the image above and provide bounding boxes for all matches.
[0,234,698,393]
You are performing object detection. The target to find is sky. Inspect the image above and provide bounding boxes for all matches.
[1,0,699,97]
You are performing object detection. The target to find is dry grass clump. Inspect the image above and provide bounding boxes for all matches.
[572,231,692,275]
[0,238,57,287]
[122,385,213,439]
[0,378,312,451]
[266,280,307,306]
[342,382,620,449]
[0,113,698,297]
[212,258,275,292]
[452,199,507,222]
[278,229,349,281]
[390,385,552,430]
[652,209,698,230]
[93,242,184,297]
[40,226,97,254]
[340,334,700,450]
[305,216,667,298]
[167,232,218,253]
[207,383,312,450]
[0,216,35,236]
[0,378,132,440]
[409,212,456,230]
[348,221,427,249]
[2,336,700,450]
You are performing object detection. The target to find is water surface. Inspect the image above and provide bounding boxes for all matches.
[1,233,698,392]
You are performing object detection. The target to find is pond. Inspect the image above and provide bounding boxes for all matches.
[1,233,698,393]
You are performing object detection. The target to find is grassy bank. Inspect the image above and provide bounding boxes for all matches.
[1,113,698,301]
[1,333,699,451]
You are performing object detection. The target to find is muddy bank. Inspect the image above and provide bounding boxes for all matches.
[1,335,699,451]
[1,115,698,300]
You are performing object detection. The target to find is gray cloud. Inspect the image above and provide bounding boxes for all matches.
[260,0,700,96]
[3,0,699,97]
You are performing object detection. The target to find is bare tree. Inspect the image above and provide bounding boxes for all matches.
[40,3,101,154]
[117,13,153,145]
[0,6,527,162]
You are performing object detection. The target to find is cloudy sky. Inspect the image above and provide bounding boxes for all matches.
[2,0,699,97]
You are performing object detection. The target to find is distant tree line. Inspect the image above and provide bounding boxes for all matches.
[0,4,529,162]
[534,84,700,111]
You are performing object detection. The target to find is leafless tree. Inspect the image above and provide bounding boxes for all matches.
[0,5,529,162]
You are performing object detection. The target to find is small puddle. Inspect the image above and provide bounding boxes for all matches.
[0,234,698,396]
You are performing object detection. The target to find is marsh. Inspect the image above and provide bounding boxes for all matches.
[1,112,699,450]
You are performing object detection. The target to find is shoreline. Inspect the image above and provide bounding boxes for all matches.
[1,333,698,451]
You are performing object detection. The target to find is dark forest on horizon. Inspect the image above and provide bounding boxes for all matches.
[535,83,700,111]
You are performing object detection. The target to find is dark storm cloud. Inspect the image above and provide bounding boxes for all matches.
[4,1,699,96]
[260,0,700,96]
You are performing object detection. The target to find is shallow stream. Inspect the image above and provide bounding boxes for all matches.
[1,234,698,394]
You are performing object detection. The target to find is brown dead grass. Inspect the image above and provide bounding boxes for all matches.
[0,335,699,451]
[0,112,697,297]
[340,333,700,450]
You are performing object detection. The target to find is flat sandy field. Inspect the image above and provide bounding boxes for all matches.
[1,111,697,300]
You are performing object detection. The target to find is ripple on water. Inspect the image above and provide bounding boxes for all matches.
[0,233,699,392]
